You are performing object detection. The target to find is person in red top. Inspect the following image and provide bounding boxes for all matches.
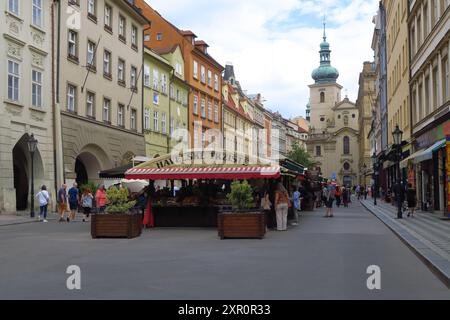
[95,185,107,213]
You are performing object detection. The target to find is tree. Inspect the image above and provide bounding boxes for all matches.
[287,142,316,169]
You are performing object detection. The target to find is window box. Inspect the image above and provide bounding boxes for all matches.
[103,72,112,81]
[67,54,79,64]
[104,25,112,34]
[119,35,126,44]
[131,44,138,51]
[87,12,97,23]
[118,79,126,87]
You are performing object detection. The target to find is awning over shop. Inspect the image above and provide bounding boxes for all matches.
[125,166,280,180]
[413,139,446,164]
[99,163,133,179]
[400,149,425,169]
[280,159,305,176]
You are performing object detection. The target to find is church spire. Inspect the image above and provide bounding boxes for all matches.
[311,20,340,84]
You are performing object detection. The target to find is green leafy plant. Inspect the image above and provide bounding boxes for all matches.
[105,187,136,213]
[287,142,316,169]
[80,181,98,195]
[226,180,255,211]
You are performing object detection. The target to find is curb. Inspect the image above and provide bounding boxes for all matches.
[361,201,450,289]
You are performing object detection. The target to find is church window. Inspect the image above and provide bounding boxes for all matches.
[343,136,350,155]
[344,115,349,126]
[316,146,321,156]
[320,92,325,103]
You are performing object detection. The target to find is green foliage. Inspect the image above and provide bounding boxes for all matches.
[105,187,136,213]
[287,142,316,169]
[80,181,98,195]
[226,180,255,211]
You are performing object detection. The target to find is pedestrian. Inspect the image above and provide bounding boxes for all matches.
[335,186,341,207]
[291,187,301,226]
[356,185,361,200]
[324,183,335,218]
[57,184,68,222]
[67,183,80,222]
[406,183,417,217]
[342,187,349,207]
[95,185,107,213]
[36,185,50,223]
[274,182,290,231]
[261,190,272,230]
[363,185,368,200]
[81,188,94,222]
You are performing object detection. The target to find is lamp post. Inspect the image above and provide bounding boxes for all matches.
[372,152,378,206]
[392,125,403,219]
[27,134,38,218]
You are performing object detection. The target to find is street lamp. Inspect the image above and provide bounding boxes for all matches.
[371,152,378,206]
[392,125,403,219]
[362,163,367,185]
[27,134,38,218]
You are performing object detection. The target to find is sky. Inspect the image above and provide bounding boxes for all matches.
[144,0,379,119]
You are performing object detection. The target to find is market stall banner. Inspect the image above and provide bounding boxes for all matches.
[125,166,281,181]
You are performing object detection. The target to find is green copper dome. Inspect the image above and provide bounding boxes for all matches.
[312,23,339,84]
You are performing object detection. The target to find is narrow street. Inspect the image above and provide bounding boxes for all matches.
[0,201,448,300]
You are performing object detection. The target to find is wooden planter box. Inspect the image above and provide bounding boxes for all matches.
[91,213,142,239]
[218,211,266,239]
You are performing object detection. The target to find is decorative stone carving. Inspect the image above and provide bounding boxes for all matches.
[5,104,23,117]
[7,42,22,59]
[31,110,45,122]
[32,32,45,47]
[31,53,44,68]
[9,22,19,35]
[6,14,23,35]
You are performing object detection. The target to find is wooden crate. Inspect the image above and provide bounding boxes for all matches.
[218,211,266,239]
[91,213,142,239]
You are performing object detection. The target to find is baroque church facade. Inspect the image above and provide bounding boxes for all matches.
[306,26,361,187]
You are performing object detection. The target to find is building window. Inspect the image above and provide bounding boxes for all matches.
[153,69,159,90]
[169,84,174,99]
[316,146,321,156]
[31,70,42,107]
[176,63,182,76]
[320,92,325,103]
[7,60,19,102]
[343,162,350,171]
[131,25,138,49]
[161,112,166,134]
[201,98,206,118]
[343,136,350,155]
[144,34,150,42]
[103,50,111,78]
[207,70,212,87]
[130,66,137,91]
[208,100,212,120]
[67,84,76,112]
[153,92,159,105]
[87,40,96,68]
[119,15,126,41]
[214,74,219,91]
[87,0,96,19]
[103,98,111,122]
[118,59,125,84]
[104,4,112,30]
[161,74,167,94]
[443,56,449,102]
[68,30,78,60]
[143,64,150,87]
[153,111,159,131]
[118,104,124,127]
[201,65,206,83]
[144,108,150,130]
[169,117,174,135]
[214,102,219,123]
[193,95,198,115]
[8,0,19,15]
[193,61,198,79]
[156,33,162,41]
[32,0,42,27]
[86,91,95,117]
[131,109,137,130]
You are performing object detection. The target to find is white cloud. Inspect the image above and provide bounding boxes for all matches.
[145,0,378,118]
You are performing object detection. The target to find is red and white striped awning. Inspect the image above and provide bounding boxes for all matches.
[125,166,281,181]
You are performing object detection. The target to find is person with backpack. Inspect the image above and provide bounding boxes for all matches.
[67,183,80,222]
[81,189,94,222]
[36,185,50,223]
[324,182,335,218]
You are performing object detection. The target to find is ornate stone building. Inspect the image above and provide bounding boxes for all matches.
[306,25,360,186]
[0,0,55,213]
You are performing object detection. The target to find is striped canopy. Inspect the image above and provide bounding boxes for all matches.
[125,165,281,181]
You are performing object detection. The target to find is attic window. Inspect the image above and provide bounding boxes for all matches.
[144,34,150,42]
[156,33,162,41]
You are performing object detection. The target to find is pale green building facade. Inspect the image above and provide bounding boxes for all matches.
[143,46,189,158]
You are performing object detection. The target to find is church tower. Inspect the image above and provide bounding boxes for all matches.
[309,22,342,132]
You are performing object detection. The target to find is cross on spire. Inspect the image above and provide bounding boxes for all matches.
[323,16,327,41]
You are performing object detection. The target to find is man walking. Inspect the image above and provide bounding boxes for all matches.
[291,187,301,226]
[57,184,67,222]
[36,185,50,222]
[68,183,80,222]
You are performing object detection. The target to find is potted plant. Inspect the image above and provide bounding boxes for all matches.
[91,187,142,239]
[218,180,266,239]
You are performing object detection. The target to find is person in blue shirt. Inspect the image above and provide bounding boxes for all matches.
[67,183,80,222]
[291,187,301,226]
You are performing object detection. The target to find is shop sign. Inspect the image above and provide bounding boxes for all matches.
[415,128,437,150]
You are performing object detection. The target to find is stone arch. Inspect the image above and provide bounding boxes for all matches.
[12,133,45,210]
[73,144,111,185]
